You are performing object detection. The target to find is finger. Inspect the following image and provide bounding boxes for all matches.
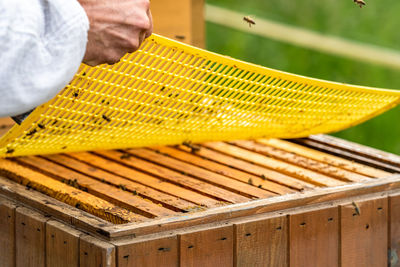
[145,9,153,38]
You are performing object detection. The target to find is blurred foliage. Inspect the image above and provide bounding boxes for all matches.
[206,0,400,154]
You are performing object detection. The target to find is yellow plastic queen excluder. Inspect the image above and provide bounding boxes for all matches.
[1,34,400,157]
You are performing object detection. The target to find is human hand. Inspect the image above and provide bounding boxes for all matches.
[78,0,153,66]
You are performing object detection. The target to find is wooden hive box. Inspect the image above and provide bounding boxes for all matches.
[1,1,400,266]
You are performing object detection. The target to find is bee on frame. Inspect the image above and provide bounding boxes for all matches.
[243,16,256,27]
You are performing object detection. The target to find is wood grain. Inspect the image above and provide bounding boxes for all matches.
[69,151,222,207]
[15,207,48,267]
[0,176,112,238]
[153,146,292,195]
[289,207,339,267]
[204,142,345,187]
[46,220,81,267]
[179,226,233,267]
[80,235,116,267]
[0,159,142,224]
[127,148,272,199]
[308,135,400,168]
[295,138,400,174]
[46,153,194,211]
[340,197,388,267]
[234,216,287,267]
[19,156,175,218]
[0,197,16,267]
[178,144,314,190]
[116,236,178,267]
[260,138,391,178]
[389,194,400,267]
[94,150,248,203]
[234,139,368,182]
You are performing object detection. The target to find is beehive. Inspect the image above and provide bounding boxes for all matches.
[1,1,400,266]
[1,112,400,266]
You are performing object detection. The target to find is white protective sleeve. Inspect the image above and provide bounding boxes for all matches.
[0,0,89,117]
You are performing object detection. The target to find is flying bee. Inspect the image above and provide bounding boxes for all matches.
[243,16,256,27]
[353,0,366,8]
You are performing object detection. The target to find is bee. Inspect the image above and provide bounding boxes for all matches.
[352,201,361,216]
[182,141,201,153]
[120,153,131,160]
[102,114,111,122]
[243,16,256,27]
[248,178,254,185]
[353,0,366,8]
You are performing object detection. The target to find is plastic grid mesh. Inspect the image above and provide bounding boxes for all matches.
[1,34,399,157]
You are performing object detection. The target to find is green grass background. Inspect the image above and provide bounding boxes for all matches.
[206,0,400,154]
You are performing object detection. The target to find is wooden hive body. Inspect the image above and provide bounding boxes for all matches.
[1,1,400,266]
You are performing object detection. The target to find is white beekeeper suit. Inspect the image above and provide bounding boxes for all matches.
[0,0,89,117]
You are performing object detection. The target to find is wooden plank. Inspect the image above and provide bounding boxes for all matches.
[389,194,400,267]
[289,207,339,267]
[126,148,274,199]
[153,146,293,195]
[0,117,14,137]
[204,142,345,187]
[93,150,248,203]
[151,0,205,48]
[309,134,400,168]
[0,176,112,239]
[234,216,287,267]
[104,175,400,239]
[234,139,368,182]
[80,235,116,267]
[178,144,315,190]
[116,236,178,267]
[15,207,47,267]
[295,138,400,174]
[18,156,176,218]
[68,152,222,208]
[46,154,194,212]
[0,197,16,267]
[191,0,205,48]
[263,138,391,178]
[340,197,388,267]
[179,226,233,267]
[0,159,142,224]
[46,220,81,267]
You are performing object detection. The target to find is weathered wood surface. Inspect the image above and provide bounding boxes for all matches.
[340,197,388,267]
[46,220,81,267]
[0,197,16,267]
[116,236,178,267]
[153,146,293,195]
[80,235,116,267]
[234,216,287,267]
[295,137,400,173]
[105,175,400,239]
[0,176,112,237]
[203,142,345,187]
[290,207,339,267]
[15,207,48,267]
[0,159,143,224]
[179,226,233,267]
[261,138,391,178]
[389,193,400,267]
[309,134,400,167]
